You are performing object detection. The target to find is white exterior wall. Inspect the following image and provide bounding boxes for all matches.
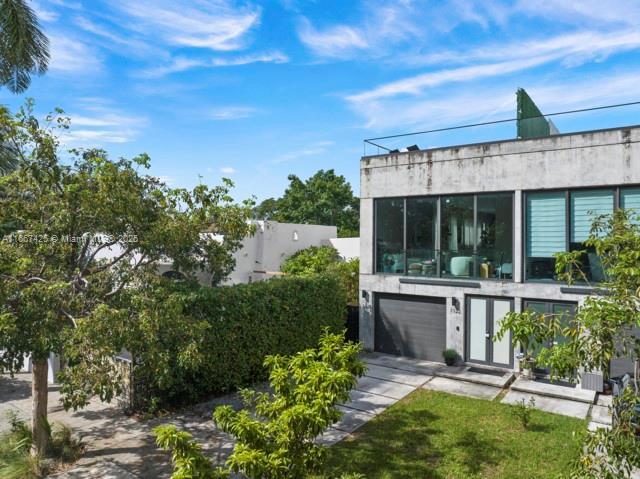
[157,221,338,285]
[324,237,360,260]
[359,126,640,373]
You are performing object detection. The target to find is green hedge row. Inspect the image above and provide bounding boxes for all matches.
[131,275,346,411]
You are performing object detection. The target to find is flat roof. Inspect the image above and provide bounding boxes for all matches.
[361,123,640,161]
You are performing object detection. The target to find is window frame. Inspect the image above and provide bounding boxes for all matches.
[523,184,640,282]
[373,191,515,281]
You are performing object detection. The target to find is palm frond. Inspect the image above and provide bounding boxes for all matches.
[0,0,50,93]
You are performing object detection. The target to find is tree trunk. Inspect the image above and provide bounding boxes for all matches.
[31,359,49,457]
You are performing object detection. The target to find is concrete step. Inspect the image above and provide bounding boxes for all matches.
[502,390,591,419]
[436,366,515,388]
[363,363,432,387]
[362,352,443,376]
[510,377,596,404]
[423,377,502,400]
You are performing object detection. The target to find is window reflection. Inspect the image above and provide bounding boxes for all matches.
[406,197,437,277]
[375,198,404,274]
[441,196,474,278]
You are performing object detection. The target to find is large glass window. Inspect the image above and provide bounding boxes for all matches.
[441,195,474,277]
[526,188,616,282]
[406,197,438,277]
[526,192,566,280]
[375,198,404,274]
[621,187,640,225]
[570,189,613,282]
[477,193,513,279]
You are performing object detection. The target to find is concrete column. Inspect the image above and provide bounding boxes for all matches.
[360,198,373,275]
[446,296,465,358]
[359,290,374,350]
[513,190,523,283]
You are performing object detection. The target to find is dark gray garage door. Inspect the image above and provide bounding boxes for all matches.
[374,294,446,362]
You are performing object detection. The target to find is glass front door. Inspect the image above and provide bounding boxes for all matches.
[466,296,513,367]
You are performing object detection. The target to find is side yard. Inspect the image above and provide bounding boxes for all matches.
[319,389,585,479]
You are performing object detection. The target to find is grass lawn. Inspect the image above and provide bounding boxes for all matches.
[318,390,587,479]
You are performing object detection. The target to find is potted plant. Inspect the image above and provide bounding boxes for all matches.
[442,349,458,366]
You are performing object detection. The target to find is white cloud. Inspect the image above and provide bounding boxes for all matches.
[137,57,208,79]
[220,166,237,174]
[210,51,289,66]
[207,106,257,120]
[137,51,289,78]
[48,33,103,74]
[347,55,556,104]
[31,1,59,22]
[107,0,261,51]
[273,141,334,164]
[297,18,368,59]
[350,70,640,133]
[347,28,640,106]
[60,103,148,146]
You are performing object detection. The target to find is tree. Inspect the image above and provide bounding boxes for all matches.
[281,245,359,305]
[254,170,359,237]
[495,209,640,477]
[154,330,365,479]
[0,0,49,93]
[0,103,253,457]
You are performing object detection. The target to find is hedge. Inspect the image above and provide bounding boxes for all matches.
[129,274,346,411]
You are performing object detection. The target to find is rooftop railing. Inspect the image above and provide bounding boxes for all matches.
[363,100,640,157]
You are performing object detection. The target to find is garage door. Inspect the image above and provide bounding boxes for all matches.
[374,294,446,362]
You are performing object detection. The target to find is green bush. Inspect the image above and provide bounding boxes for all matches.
[130,275,347,411]
[281,246,359,305]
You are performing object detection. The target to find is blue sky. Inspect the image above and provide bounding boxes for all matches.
[2,0,640,202]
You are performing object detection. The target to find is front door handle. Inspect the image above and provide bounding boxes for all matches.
[485,333,491,339]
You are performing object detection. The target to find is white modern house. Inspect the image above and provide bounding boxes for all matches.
[156,220,348,285]
[358,124,640,391]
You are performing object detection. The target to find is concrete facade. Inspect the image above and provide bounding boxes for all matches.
[359,126,640,381]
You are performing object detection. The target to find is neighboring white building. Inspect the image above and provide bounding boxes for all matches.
[324,237,360,261]
[157,220,341,285]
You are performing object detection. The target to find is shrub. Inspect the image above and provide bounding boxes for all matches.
[510,397,536,430]
[442,349,458,366]
[129,275,347,411]
[154,331,365,479]
[0,412,82,479]
[281,246,359,305]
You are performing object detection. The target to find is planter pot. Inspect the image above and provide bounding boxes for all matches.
[519,358,536,379]
[444,358,456,366]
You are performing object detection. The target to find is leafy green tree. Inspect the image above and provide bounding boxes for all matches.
[0,0,49,93]
[254,170,359,237]
[496,209,640,477]
[281,245,359,305]
[154,331,365,479]
[0,103,253,457]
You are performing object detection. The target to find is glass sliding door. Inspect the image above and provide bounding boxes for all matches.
[492,300,512,366]
[375,198,404,274]
[476,193,513,279]
[526,192,566,280]
[468,298,487,362]
[441,195,474,277]
[406,197,438,277]
[466,296,513,367]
